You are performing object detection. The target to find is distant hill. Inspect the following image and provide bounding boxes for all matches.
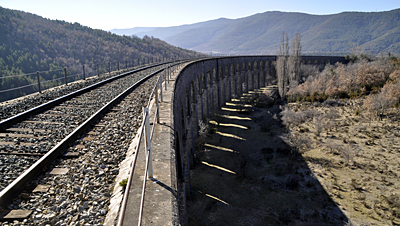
[0,6,200,100]
[111,9,400,55]
[110,27,161,37]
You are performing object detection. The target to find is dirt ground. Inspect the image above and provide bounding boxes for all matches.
[187,87,400,226]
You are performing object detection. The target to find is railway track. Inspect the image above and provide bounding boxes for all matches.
[0,64,149,121]
[0,62,180,224]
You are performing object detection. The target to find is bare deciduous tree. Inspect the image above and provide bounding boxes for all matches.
[276,31,302,99]
[288,31,302,84]
[276,32,289,98]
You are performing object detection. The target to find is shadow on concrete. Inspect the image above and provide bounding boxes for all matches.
[159,122,173,130]
[187,95,348,226]
[150,178,177,199]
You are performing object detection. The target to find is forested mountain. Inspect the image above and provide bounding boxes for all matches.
[0,6,199,100]
[112,9,400,56]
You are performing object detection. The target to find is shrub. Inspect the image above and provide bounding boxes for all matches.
[256,89,275,108]
[387,194,400,209]
[323,99,345,107]
[285,175,301,190]
[261,147,274,155]
[260,115,277,132]
[314,115,325,136]
[371,85,381,94]
[325,142,342,155]
[357,63,390,89]
[389,69,400,82]
[340,147,354,165]
[198,120,209,138]
[363,81,400,119]
[310,91,318,102]
[119,178,128,189]
[281,132,312,156]
[286,57,396,103]
[280,107,299,128]
[338,91,349,99]
[345,54,359,63]
[349,89,362,98]
[276,147,292,156]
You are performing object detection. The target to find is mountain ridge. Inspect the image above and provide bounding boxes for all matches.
[110,9,400,55]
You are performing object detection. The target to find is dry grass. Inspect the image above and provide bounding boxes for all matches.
[188,86,400,225]
[288,98,400,225]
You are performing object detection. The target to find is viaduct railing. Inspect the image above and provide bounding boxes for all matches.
[171,55,346,224]
[0,57,182,103]
[116,61,184,226]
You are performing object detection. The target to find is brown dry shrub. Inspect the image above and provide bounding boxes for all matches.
[357,64,390,89]
[389,69,400,82]
[288,59,396,103]
[363,82,400,119]
[380,82,400,101]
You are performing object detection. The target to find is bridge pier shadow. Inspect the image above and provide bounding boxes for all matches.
[187,90,348,225]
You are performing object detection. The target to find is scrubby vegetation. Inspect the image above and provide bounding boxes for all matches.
[274,53,400,225]
[286,55,400,120]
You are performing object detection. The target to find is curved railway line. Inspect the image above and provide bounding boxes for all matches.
[0,61,183,225]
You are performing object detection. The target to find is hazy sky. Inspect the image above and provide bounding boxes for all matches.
[1,0,399,31]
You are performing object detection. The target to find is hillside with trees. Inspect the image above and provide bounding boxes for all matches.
[112,9,400,56]
[0,6,200,101]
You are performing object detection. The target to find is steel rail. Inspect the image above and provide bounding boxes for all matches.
[0,62,173,131]
[0,65,168,207]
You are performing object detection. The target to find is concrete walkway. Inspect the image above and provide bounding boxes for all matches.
[122,66,182,226]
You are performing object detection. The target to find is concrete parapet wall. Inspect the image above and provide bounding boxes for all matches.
[171,55,345,225]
